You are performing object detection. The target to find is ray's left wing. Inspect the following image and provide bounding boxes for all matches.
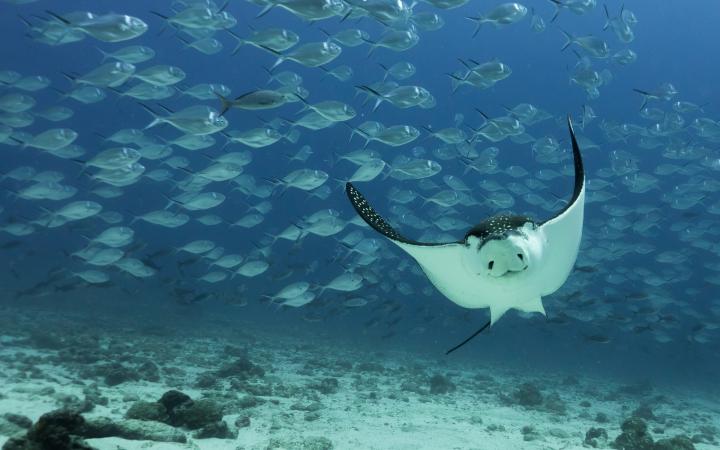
[536,117,585,295]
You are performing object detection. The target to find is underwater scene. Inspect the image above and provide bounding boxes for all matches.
[0,0,719,449]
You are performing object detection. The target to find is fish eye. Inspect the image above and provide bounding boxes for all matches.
[517,254,523,260]
[488,261,494,270]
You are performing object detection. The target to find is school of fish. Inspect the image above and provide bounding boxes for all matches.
[1,0,719,348]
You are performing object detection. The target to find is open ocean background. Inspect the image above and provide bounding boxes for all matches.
[0,3,719,444]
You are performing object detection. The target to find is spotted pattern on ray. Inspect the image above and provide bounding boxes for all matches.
[464,215,536,244]
[345,182,457,247]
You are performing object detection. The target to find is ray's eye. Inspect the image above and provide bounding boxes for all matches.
[517,254,524,260]
[488,261,494,270]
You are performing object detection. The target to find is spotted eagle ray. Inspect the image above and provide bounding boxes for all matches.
[345,116,585,353]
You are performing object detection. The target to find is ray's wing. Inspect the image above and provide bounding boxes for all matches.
[345,182,468,287]
[345,182,427,246]
[537,116,585,295]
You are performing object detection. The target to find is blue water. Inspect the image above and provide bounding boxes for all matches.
[0,0,718,394]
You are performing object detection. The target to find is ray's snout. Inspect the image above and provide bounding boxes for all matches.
[479,240,529,278]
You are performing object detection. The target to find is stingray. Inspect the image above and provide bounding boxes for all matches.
[345,116,585,354]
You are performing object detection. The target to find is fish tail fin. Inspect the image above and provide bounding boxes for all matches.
[359,85,384,112]
[139,103,161,129]
[285,129,300,144]
[381,165,393,180]
[465,16,483,37]
[261,66,275,84]
[2,185,20,201]
[160,192,182,210]
[361,38,376,56]
[333,177,348,189]
[214,92,232,116]
[602,4,611,30]
[448,74,462,93]
[256,3,274,18]
[70,158,89,177]
[269,56,284,70]
[50,87,69,101]
[149,11,169,20]
[559,28,573,51]
[226,29,245,55]
[632,89,651,110]
[378,63,389,81]
[17,14,33,30]
[318,27,332,40]
[546,0,561,22]
[96,47,111,62]
[219,131,234,150]
[60,71,76,83]
[45,10,70,24]
[107,86,123,98]
[175,33,192,49]
[128,210,142,225]
[474,108,490,122]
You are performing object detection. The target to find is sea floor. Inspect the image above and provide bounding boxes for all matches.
[0,303,718,450]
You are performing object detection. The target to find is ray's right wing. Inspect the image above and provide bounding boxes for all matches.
[345,182,469,289]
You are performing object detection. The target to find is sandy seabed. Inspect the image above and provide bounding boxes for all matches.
[0,304,717,450]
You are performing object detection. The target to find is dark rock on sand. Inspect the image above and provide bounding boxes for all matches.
[0,418,25,438]
[613,417,654,450]
[235,414,251,429]
[137,361,161,382]
[98,362,139,386]
[159,390,192,413]
[542,392,567,415]
[3,413,32,429]
[521,425,542,442]
[127,391,225,431]
[654,436,695,450]
[194,371,219,389]
[309,377,339,395]
[193,420,235,439]
[82,384,108,407]
[267,436,333,450]
[512,382,543,407]
[633,404,657,421]
[237,394,260,409]
[585,427,609,448]
[691,425,717,445]
[596,412,610,423]
[290,401,323,412]
[171,399,224,430]
[2,409,94,450]
[125,401,168,422]
[82,417,186,443]
[400,379,426,395]
[234,380,272,396]
[429,374,456,395]
[56,394,94,414]
[216,356,265,380]
[29,331,65,350]
[611,417,696,450]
